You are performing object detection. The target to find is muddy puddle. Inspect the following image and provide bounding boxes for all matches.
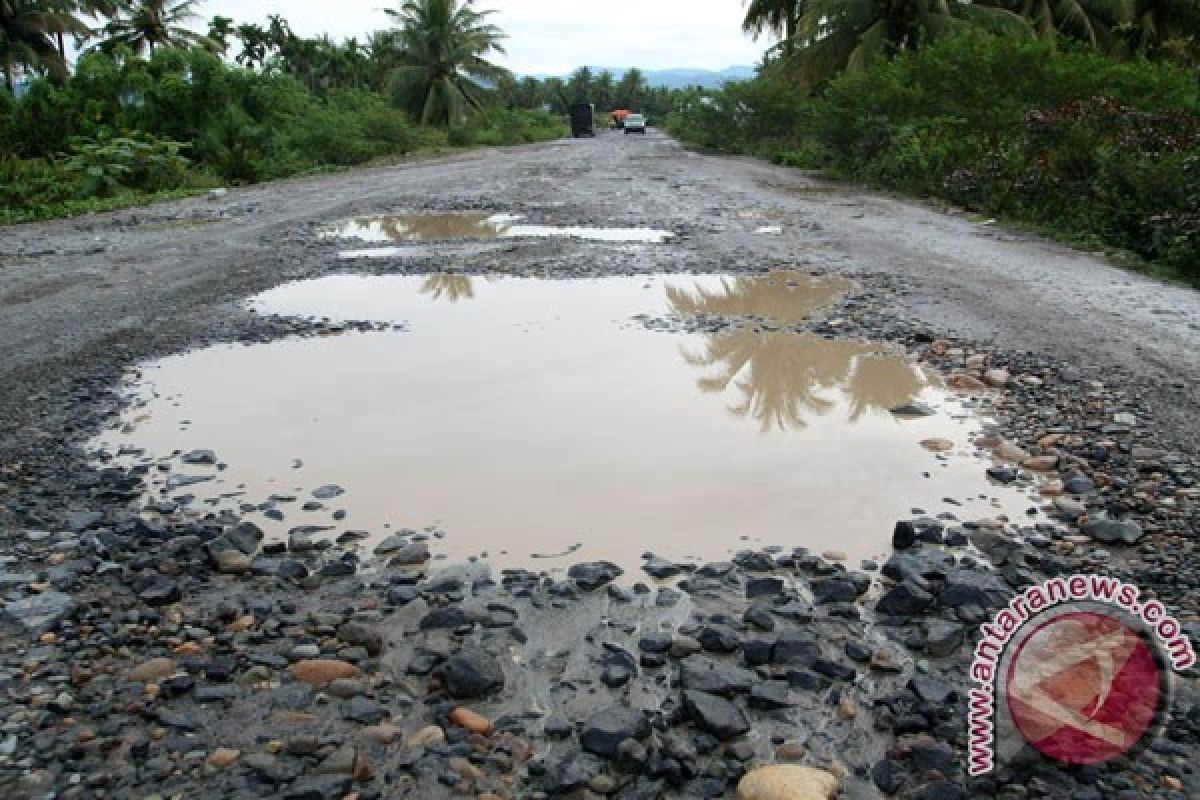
[322,213,673,258]
[93,272,1043,573]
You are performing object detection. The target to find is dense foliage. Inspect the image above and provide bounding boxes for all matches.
[0,45,565,223]
[669,34,1200,282]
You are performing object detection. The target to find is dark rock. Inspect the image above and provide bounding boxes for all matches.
[697,624,740,654]
[568,561,623,590]
[284,775,352,800]
[2,590,76,635]
[742,606,774,632]
[939,569,1012,609]
[227,521,264,554]
[876,582,934,616]
[181,449,217,465]
[812,658,856,682]
[810,577,861,604]
[871,758,907,795]
[679,655,755,696]
[748,681,793,710]
[924,619,965,657]
[139,579,182,607]
[643,557,682,579]
[420,607,476,630]
[338,621,384,656]
[683,691,749,739]
[770,632,819,666]
[893,520,917,550]
[312,484,345,500]
[580,707,650,757]
[986,466,1018,484]
[66,511,105,532]
[732,551,775,572]
[1082,517,1144,545]
[343,695,386,724]
[745,576,783,598]
[440,646,504,699]
[638,633,672,653]
[389,542,429,565]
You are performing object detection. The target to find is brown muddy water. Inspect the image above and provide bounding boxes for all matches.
[92,272,1042,573]
[322,213,673,259]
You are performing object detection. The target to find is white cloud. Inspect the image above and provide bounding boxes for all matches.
[196,0,769,73]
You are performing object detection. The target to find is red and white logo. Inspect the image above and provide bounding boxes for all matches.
[1004,610,1164,765]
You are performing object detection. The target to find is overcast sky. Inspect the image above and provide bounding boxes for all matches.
[199,0,770,74]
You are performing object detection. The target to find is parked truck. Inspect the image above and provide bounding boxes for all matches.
[568,103,595,137]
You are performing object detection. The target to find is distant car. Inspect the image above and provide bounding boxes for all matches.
[623,114,647,134]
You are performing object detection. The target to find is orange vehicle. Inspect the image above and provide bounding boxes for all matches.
[610,109,632,129]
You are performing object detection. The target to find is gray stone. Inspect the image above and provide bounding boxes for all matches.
[1082,517,1145,545]
[2,590,75,635]
[679,655,756,695]
[683,690,750,739]
[388,542,429,565]
[568,561,623,590]
[181,449,217,465]
[580,707,649,757]
[441,646,504,699]
[876,582,934,616]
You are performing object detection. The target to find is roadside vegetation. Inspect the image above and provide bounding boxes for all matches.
[0,0,569,224]
[668,3,1200,283]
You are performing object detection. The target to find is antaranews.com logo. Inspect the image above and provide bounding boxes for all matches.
[967,574,1196,775]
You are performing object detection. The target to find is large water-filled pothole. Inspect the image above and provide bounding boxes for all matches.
[322,213,673,260]
[93,272,1040,572]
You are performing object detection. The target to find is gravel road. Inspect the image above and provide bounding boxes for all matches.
[1,130,1197,799]
[2,129,1197,454]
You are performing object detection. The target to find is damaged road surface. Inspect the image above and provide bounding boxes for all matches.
[1,129,1199,799]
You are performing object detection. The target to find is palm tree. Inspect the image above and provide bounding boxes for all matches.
[384,0,509,126]
[1121,0,1200,58]
[743,0,804,53]
[985,0,1132,50]
[788,0,1029,88]
[97,0,211,55]
[1,0,86,91]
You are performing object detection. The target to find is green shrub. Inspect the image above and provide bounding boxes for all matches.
[667,32,1200,282]
[64,130,191,197]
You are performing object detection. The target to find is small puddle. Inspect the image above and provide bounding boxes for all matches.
[322,213,673,258]
[94,272,1040,572]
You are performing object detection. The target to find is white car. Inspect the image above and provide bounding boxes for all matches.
[623,114,647,134]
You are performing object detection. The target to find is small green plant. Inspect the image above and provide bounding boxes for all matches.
[64,131,192,197]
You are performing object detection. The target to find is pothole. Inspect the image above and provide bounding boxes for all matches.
[92,272,1042,573]
[321,213,673,259]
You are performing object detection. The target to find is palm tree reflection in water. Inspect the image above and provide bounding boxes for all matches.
[669,273,928,431]
[420,274,477,302]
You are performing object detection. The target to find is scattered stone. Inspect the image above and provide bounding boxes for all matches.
[440,647,505,699]
[919,439,954,453]
[737,766,839,800]
[683,690,750,739]
[406,725,445,750]
[206,748,240,768]
[581,707,649,757]
[216,549,253,575]
[181,449,217,465]
[291,660,360,688]
[2,590,76,634]
[449,707,493,735]
[1082,517,1145,544]
[568,561,623,590]
[130,657,177,683]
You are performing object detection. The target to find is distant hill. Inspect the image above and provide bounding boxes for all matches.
[528,66,756,90]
